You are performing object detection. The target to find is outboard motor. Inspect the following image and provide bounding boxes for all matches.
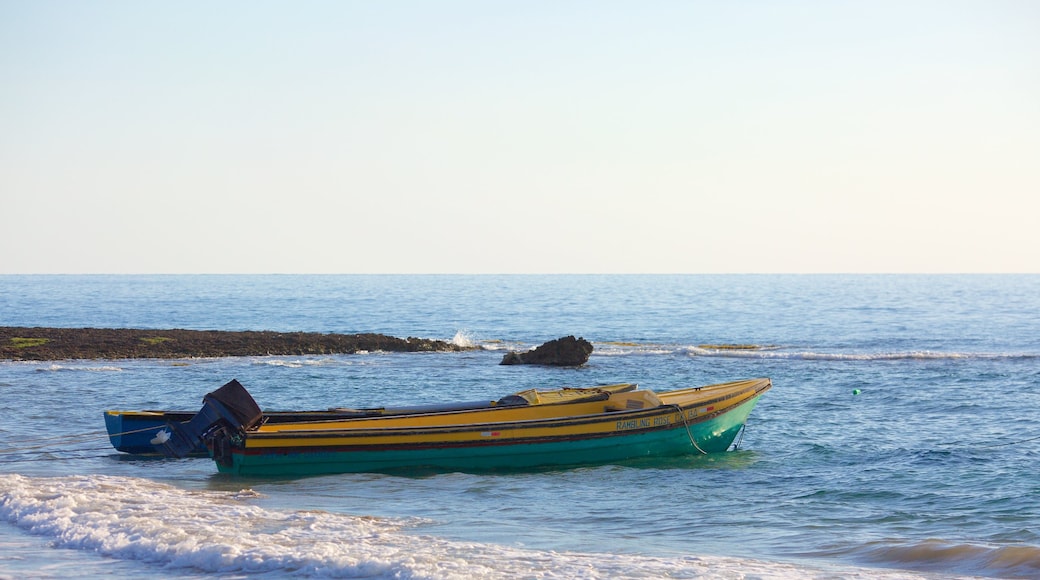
[155,379,263,458]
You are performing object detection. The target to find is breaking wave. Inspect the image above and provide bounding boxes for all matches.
[588,343,1038,362]
[450,330,475,348]
[252,357,342,368]
[849,538,1040,578]
[684,347,968,361]
[0,474,940,579]
[682,347,1038,362]
[33,363,124,372]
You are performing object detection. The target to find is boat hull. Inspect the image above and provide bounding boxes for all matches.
[104,410,196,454]
[211,380,769,476]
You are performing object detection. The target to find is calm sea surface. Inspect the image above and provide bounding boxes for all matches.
[1,275,1038,579]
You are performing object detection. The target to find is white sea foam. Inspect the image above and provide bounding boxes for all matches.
[0,474,938,579]
[450,331,516,352]
[474,339,514,351]
[257,358,306,368]
[591,342,1000,361]
[563,341,1037,362]
[253,357,340,368]
[682,346,1026,361]
[592,342,679,357]
[33,363,124,372]
[450,330,475,348]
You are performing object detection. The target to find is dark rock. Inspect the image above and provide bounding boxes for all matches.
[499,351,526,365]
[0,327,475,361]
[499,335,593,367]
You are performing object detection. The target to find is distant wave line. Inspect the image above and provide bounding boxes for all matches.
[683,348,1037,362]
[33,363,125,372]
[587,343,1037,362]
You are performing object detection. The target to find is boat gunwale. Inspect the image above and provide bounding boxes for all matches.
[241,379,771,442]
[231,393,768,458]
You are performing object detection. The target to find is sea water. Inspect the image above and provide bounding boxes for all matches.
[0,274,1038,579]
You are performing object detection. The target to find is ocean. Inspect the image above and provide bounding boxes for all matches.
[1,274,1038,579]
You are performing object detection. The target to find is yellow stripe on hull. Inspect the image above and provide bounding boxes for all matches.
[238,379,770,452]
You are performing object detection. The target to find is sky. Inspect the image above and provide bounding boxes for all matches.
[1,1,1038,274]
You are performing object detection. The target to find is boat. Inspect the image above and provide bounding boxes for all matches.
[106,409,206,454]
[158,379,772,475]
[156,377,772,476]
[104,383,640,455]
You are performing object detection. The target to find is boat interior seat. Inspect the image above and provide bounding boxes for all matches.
[604,390,663,412]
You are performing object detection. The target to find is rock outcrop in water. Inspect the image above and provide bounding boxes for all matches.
[500,335,593,367]
[0,327,471,361]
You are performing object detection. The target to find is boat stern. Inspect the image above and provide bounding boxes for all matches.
[155,379,263,458]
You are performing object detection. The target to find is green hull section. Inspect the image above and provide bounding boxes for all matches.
[216,395,762,476]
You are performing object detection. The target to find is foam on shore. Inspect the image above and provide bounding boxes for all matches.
[0,474,943,579]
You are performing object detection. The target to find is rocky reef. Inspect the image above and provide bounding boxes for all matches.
[0,327,470,361]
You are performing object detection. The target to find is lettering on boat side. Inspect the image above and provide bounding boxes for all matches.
[480,431,501,437]
[615,416,672,431]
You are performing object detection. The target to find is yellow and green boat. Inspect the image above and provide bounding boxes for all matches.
[157,377,772,476]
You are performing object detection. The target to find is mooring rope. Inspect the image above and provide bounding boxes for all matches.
[105,425,171,438]
[3,429,109,445]
[671,404,707,455]
[0,437,111,454]
[731,423,747,450]
[0,425,162,456]
[0,448,118,465]
[972,433,1040,448]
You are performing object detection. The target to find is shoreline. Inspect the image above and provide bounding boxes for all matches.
[0,327,472,361]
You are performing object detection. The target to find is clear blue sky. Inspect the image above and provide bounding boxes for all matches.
[2,1,1038,273]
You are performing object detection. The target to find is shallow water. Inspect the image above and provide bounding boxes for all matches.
[1,274,1038,578]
